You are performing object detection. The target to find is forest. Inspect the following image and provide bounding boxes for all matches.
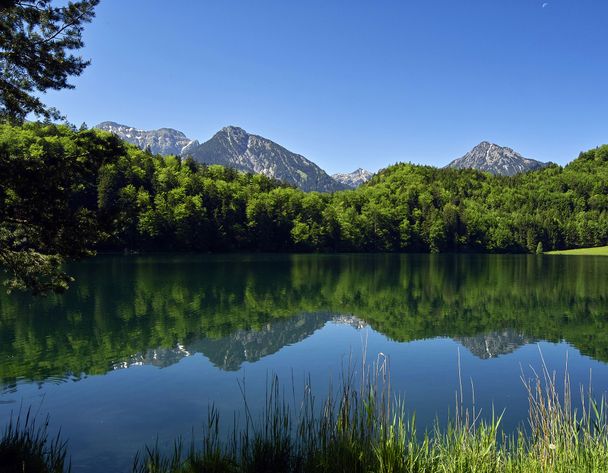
[1,121,608,291]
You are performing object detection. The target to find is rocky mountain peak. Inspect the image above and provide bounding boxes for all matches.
[332,168,373,188]
[221,125,246,134]
[95,121,349,192]
[95,121,193,156]
[446,141,548,176]
[96,120,120,128]
[211,125,250,155]
[219,125,249,142]
[193,126,348,192]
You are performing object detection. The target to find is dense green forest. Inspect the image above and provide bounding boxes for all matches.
[1,121,608,289]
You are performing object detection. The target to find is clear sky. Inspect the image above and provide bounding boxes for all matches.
[45,0,608,174]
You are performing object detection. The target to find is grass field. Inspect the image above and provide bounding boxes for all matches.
[547,246,608,255]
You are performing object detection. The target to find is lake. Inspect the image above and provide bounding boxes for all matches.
[1,254,608,472]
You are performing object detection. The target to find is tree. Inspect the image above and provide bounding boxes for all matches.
[0,1,99,294]
[0,0,99,122]
[0,123,120,294]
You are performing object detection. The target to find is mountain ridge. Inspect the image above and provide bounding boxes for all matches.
[332,168,373,188]
[95,121,193,156]
[95,122,547,189]
[446,141,549,176]
[95,122,348,192]
[184,126,348,192]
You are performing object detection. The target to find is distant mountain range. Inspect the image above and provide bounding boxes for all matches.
[96,122,549,190]
[446,141,549,176]
[332,168,374,188]
[96,121,192,156]
[95,122,372,193]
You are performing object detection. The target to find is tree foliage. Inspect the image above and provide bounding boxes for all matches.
[0,0,99,121]
[0,122,121,293]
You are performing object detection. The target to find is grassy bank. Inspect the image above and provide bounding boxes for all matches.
[547,246,608,255]
[3,360,608,473]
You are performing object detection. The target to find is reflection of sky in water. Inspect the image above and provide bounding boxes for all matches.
[2,323,608,473]
[1,254,608,472]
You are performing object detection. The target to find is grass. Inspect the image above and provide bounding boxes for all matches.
[0,408,70,473]
[546,246,608,256]
[132,354,608,473]
[3,354,608,473]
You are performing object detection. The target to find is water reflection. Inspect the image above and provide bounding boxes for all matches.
[1,254,607,388]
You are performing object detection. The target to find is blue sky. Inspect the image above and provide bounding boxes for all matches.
[46,0,608,174]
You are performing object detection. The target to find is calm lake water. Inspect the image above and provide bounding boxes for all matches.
[2,254,608,472]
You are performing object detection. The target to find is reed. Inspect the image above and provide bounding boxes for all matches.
[132,353,608,473]
[0,407,70,473]
[3,354,607,473]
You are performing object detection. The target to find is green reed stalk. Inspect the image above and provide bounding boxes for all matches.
[3,354,608,473]
[0,407,70,473]
[132,353,608,473]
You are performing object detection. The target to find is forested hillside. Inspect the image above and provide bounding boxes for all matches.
[2,122,607,264]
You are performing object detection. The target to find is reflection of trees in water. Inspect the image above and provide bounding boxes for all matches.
[1,254,607,386]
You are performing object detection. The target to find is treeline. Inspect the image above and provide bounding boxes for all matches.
[2,122,608,259]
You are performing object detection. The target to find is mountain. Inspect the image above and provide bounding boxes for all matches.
[183,126,347,192]
[446,141,548,176]
[95,121,193,156]
[332,168,373,188]
[95,122,347,193]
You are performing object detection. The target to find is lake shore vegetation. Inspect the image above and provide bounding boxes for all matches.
[133,365,608,473]
[0,408,69,473]
[3,359,608,473]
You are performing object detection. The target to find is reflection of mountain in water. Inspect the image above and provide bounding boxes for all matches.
[3,254,608,386]
[455,330,536,359]
[113,313,367,372]
[112,344,191,370]
[113,323,532,373]
[192,312,332,370]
